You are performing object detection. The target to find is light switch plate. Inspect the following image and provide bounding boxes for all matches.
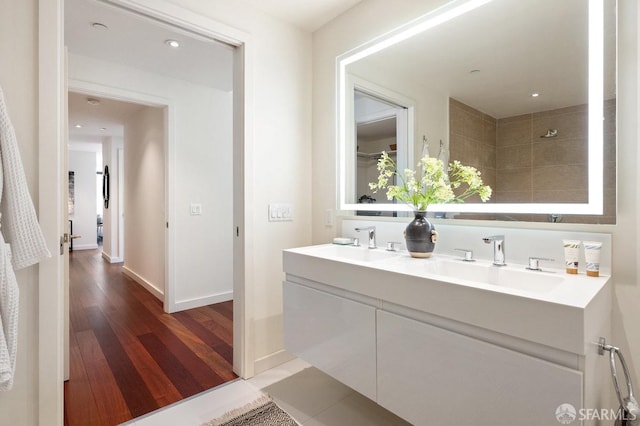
[269,203,293,222]
[190,203,202,215]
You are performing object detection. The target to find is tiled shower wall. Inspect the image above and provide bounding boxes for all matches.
[449,98,496,203]
[497,104,590,203]
[449,99,616,224]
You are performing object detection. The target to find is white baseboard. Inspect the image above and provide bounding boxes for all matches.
[101,251,123,263]
[253,350,296,376]
[71,243,98,251]
[122,266,164,301]
[173,291,233,312]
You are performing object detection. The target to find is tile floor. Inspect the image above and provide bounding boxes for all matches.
[123,358,410,425]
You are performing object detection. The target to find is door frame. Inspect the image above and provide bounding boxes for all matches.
[38,1,254,424]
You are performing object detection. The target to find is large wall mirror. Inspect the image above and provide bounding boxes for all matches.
[337,0,616,223]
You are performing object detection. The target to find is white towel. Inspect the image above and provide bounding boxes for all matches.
[0,86,51,391]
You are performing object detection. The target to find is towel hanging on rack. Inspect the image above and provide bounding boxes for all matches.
[0,85,51,391]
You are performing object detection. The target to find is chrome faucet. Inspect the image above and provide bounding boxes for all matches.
[355,226,377,249]
[482,235,506,266]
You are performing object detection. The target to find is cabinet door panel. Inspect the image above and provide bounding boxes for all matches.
[284,281,377,400]
[377,310,582,426]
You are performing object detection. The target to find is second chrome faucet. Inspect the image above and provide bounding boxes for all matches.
[482,235,506,266]
[355,226,377,249]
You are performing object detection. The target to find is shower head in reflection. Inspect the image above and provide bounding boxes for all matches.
[540,129,558,138]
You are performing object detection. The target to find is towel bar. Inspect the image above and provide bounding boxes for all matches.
[599,337,640,425]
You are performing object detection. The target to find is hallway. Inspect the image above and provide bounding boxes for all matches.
[64,249,236,425]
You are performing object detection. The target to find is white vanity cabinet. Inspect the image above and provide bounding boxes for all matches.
[283,245,612,426]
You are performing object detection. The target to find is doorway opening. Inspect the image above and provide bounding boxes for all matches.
[63,0,242,423]
[67,92,140,260]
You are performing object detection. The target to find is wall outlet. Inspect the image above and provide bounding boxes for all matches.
[190,203,202,215]
[325,209,333,226]
[268,203,293,222]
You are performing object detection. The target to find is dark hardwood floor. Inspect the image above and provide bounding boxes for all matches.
[64,249,236,426]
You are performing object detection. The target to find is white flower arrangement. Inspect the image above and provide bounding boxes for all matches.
[369,152,492,211]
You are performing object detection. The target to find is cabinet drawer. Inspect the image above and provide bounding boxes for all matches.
[284,281,377,400]
[377,310,583,426]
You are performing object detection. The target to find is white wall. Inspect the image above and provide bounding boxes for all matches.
[123,106,166,296]
[102,136,124,262]
[68,150,98,250]
[0,0,41,424]
[313,0,640,402]
[609,0,640,388]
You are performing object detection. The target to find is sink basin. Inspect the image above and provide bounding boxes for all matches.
[487,267,564,293]
[305,244,399,263]
[423,259,563,293]
[383,257,563,294]
[291,245,563,294]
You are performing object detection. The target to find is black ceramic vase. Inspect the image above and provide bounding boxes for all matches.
[404,211,438,258]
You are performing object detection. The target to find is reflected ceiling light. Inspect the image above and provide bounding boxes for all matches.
[87,98,100,106]
[165,39,180,48]
[531,92,540,97]
[74,124,82,128]
[91,22,109,30]
[341,0,493,66]
[100,127,107,131]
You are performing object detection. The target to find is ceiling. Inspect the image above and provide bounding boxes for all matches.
[68,92,145,148]
[65,0,235,147]
[240,0,362,32]
[65,0,361,148]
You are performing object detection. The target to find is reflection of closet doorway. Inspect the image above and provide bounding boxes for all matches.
[354,89,410,217]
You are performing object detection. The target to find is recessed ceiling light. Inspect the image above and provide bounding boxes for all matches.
[469,69,481,74]
[74,124,82,128]
[91,22,109,30]
[100,127,107,131]
[531,92,540,97]
[165,39,180,48]
[87,98,101,106]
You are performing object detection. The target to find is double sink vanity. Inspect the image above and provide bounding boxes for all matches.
[283,238,611,425]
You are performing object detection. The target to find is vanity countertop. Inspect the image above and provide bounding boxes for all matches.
[283,244,611,355]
